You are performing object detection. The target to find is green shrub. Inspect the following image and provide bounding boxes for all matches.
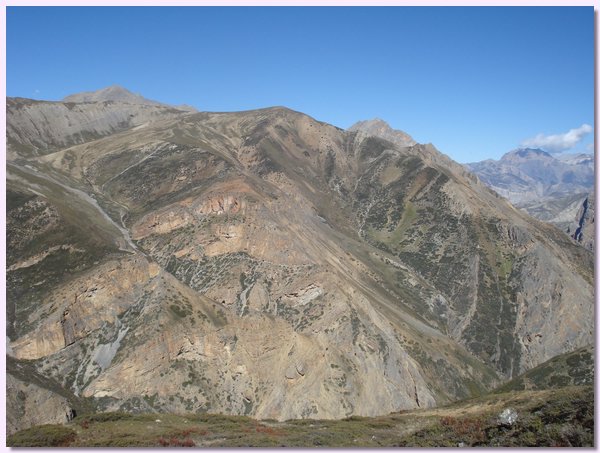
[169,304,189,318]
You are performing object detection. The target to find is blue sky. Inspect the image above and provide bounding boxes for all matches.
[6,6,594,163]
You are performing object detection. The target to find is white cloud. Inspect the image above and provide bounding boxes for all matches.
[520,124,593,153]
[586,142,594,152]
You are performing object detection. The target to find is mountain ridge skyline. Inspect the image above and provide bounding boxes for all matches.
[18,84,594,163]
[7,6,593,162]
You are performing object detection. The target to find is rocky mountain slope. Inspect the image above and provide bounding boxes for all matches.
[493,346,593,394]
[349,118,416,148]
[6,87,194,160]
[7,355,95,435]
[6,88,594,429]
[465,148,594,249]
[566,193,594,251]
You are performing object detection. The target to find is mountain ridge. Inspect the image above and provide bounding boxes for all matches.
[62,84,198,112]
[6,89,594,429]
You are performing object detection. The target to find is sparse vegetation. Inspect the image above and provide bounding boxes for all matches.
[8,424,77,447]
[8,386,593,447]
[494,346,594,393]
[169,304,190,318]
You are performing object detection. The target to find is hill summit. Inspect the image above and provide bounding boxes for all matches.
[63,84,197,111]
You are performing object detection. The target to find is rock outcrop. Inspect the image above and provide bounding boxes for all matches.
[568,193,594,251]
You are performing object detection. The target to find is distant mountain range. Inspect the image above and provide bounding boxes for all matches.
[465,148,594,251]
[466,148,593,204]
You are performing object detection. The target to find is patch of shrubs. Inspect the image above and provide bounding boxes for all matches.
[157,436,196,447]
[8,424,77,447]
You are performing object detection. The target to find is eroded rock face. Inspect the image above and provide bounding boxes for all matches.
[568,193,594,251]
[131,192,246,240]
[7,373,71,435]
[514,245,594,372]
[6,356,89,435]
[10,256,160,360]
[7,95,594,424]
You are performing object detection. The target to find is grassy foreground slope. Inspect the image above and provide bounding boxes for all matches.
[8,385,593,447]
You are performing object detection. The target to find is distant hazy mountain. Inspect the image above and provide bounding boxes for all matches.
[63,84,197,112]
[466,148,594,204]
[63,85,162,105]
[466,148,594,250]
[556,153,595,166]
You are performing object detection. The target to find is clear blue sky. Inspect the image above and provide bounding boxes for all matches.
[6,6,594,162]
